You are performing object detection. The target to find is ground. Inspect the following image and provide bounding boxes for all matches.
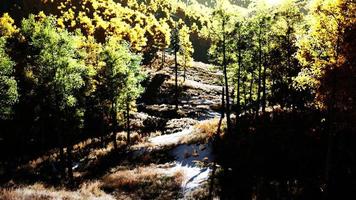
[0,57,224,199]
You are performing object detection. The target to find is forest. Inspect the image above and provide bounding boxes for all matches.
[0,0,355,199]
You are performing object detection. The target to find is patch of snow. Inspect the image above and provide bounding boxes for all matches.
[184,79,222,93]
[134,112,149,119]
[170,142,214,166]
[197,110,221,121]
[168,141,214,196]
[159,163,211,197]
[72,162,79,170]
[205,110,220,118]
[149,127,194,146]
[200,99,215,105]
[146,121,216,197]
[182,166,211,192]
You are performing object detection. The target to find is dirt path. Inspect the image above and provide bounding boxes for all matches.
[131,61,223,198]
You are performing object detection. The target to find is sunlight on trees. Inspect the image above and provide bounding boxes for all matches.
[0,37,18,119]
[0,1,355,198]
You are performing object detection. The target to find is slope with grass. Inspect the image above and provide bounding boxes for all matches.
[0,57,224,199]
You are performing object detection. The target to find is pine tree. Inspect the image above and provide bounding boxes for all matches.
[21,14,89,183]
[0,37,18,119]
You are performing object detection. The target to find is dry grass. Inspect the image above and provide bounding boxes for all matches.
[165,76,186,87]
[102,167,157,189]
[180,118,226,144]
[184,182,211,200]
[195,118,223,138]
[0,182,115,200]
[116,131,140,143]
[87,131,144,160]
[0,189,52,200]
[79,181,109,198]
[16,134,110,173]
[21,130,142,172]
[0,181,119,200]
[101,165,183,199]
[87,143,116,160]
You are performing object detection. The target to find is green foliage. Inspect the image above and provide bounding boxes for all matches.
[0,37,18,119]
[178,24,194,77]
[39,0,170,63]
[205,0,312,110]
[98,37,145,121]
[21,14,88,112]
[295,0,356,108]
[95,37,144,128]
[0,13,18,37]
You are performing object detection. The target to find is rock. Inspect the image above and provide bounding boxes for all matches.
[131,112,150,130]
[139,104,183,119]
[140,73,170,104]
[165,118,198,134]
[142,116,168,133]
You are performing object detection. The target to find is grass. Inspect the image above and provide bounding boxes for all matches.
[0,182,114,200]
[101,165,183,199]
[180,118,226,144]
[0,164,184,200]
[184,182,211,200]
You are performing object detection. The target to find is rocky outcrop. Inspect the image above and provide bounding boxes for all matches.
[165,118,198,134]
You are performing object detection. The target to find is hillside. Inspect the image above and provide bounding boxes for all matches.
[0,0,355,199]
[1,57,224,199]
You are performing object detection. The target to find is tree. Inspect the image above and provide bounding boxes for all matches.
[41,0,169,64]
[21,13,89,184]
[178,24,194,82]
[295,0,355,109]
[0,13,19,119]
[295,0,356,196]
[0,37,18,119]
[171,21,180,110]
[118,50,144,146]
[247,1,273,116]
[266,0,307,110]
[0,13,18,37]
[210,0,237,134]
[231,18,251,119]
[100,37,144,146]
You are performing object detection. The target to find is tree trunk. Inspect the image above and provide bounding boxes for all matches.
[67,144,74,188]
[59,144,65,179]
[249,74,254,114]
[222,18,231,134]
[256,21,263,117]
[231,88,235,106]
[324,26,341,198]
[236,42,242,123]
[174,46,179,110]
[183,59,187,83]
[262,66,267,113]
[100,135,105,148]
[162,48,165,67]
[271,79,275,111]
[209,87,225,200]
[56,125,66,180]
[100,117,105,148]
[126,96,131,146]
[236,22,242,123]
[237,66,241,114]
[218,87,225,136]
[243,80,247,113]
[111,102,118,149]
[262,36,270,114]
